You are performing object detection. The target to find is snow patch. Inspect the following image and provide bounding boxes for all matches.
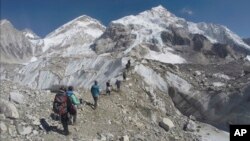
[144,49,186,64]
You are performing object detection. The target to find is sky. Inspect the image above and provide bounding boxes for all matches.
[1,0,250,38]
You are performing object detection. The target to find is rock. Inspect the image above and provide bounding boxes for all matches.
[105,133,114,140]
[26,115,40,126]
[121,135,129,141]
[97,132,107,141]
[0,98,19,119]
[32,130,39,135]
[141,59,148,64]
[184,120,197,132]
[189,115,196,121]
[133,134,145,141]
[194,71,202,76]
[159,118,175,132]
[9,91,25,104]
[17,125,33,135]
[8,125,17,137]
[0,122,7,134]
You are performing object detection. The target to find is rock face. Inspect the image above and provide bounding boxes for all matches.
[243,38,250,46]
[0,99,19,119]
[92,23,136,54]
[142,60,250,130]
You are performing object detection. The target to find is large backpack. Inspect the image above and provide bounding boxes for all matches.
[53,94,68,115]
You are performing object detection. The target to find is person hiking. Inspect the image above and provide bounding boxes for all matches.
[123,71,127,81]
[126,60,131,72]
[115,79,121,91]
[53,86,72,135]
[66,86,80,125]
[91,81,100,110]
[106,80,112,95]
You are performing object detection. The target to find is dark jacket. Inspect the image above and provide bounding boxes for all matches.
[115,80,121,87]
[106,82,111,87]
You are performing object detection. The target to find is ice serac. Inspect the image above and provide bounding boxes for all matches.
[0,20,39,64]
[42,15,106,57]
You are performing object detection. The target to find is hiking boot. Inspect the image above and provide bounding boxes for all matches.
[63,131,71,136]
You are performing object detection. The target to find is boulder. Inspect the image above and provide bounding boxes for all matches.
[159,118,175,131]
[0,99,19,119]
[184,120,197,132]
[9,91,25,104]
[17,125,33,135]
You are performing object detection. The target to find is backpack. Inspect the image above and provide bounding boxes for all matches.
[53,94,68,115]
[69,94,80,105]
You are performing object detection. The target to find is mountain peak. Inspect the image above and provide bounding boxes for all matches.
[151,5,166,11]
[70,15,101,24]
[0,19,12,26]
[149,5,173,17]
[22,28,40,39]
[45,15,105,38]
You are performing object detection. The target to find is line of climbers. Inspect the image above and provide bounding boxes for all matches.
[52,60,131,135]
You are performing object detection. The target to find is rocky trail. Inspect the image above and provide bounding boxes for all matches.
[0,65,230,141]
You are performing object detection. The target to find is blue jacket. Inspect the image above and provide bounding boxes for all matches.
[66,91,74,97]
[91,84,100,97]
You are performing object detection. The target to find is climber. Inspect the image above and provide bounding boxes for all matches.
[66,86,80,125]
[52,86,72,135]
[123,71,127,81]
[115,79,121,91]
[91,80,100,110]
[106,80,112,95]
[125,59,131,72]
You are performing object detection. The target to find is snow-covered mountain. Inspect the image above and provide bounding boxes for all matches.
[3,5,249,89]
[42,15,105,57]
[0,20,39,64]
[93,5,249,64]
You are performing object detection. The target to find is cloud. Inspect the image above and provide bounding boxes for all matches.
[181,8,193,15]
